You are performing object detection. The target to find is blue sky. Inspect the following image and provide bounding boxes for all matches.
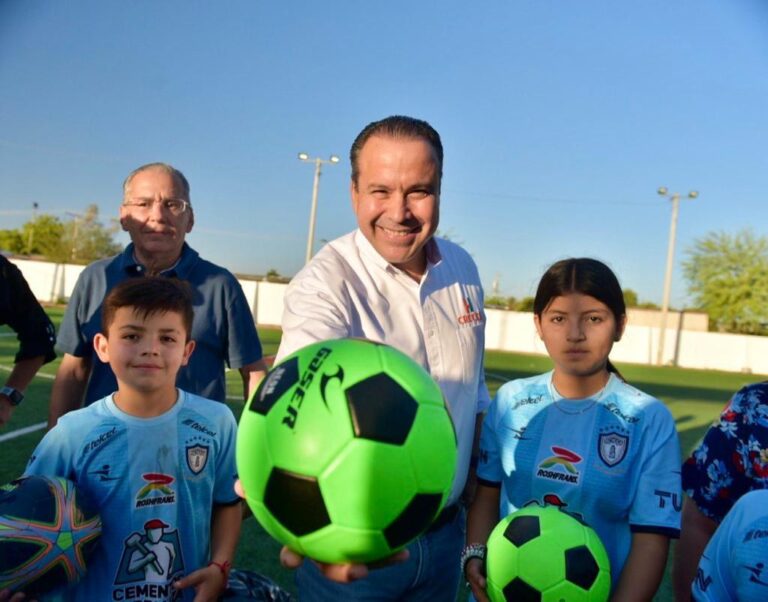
[1,1,766,306]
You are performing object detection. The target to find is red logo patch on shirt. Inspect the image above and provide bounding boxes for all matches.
[458,295,483,326]
[536,446,582,484]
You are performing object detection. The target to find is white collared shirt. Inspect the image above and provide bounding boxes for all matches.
[277,230,490,504]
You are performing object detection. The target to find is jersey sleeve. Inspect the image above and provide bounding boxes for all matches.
[24,421,77,480]
[276,272,350,362]
[224,277,263,369]
[476,395,503,486]
[629,403,682,536]
[730,491,768,602]
[693,504,739,602]
[213,407,240,505]
[681,385,768,523]
[692,490,768,601]
[0,259,56,364]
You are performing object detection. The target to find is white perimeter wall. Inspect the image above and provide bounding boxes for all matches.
[11,258,768,375]
[485,309,768,375]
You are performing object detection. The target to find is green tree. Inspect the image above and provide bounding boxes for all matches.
[20,214,67,260]
[0,229,24,253]
[636,301,660,310]
[14,207,119,264]
[623,288,639,308]
[516,296,535,312]
[683,229,768,335]
[70,204,121,264]
[485,295,518,310]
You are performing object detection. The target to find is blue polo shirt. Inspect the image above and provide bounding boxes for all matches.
[57,243,262,404]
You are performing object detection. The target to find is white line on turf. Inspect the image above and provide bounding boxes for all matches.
[0,421,46,443]
[486,371,511,383]
[0,364,55,379]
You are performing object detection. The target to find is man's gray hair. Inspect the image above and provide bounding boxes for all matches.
[123,162,191,202]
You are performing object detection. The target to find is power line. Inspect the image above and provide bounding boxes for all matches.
[447,189,662,207]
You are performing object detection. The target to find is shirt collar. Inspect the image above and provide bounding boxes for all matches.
[352,229,442,276]
[120,242,199,278]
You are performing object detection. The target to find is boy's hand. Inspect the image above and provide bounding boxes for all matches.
[465,557,490,602]
[173,563,226,602]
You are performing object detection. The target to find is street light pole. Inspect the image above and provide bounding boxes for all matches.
[65,211,83,262]
[656,187,698,366]
[298,153,339,264]
[27,202,39,255]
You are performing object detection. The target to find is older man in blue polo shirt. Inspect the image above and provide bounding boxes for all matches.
[48,162,267,427]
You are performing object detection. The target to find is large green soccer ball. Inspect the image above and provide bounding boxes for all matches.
[237,338,457,563]
[0,475,102,597]
[486,504,611,602]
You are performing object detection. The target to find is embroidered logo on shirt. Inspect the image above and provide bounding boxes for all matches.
[458,295,483,326]
[83,426,118,454]
[602,402,639,424]
[536,446,582,484]
[503,425,528,440]
[135,473,176,508]
[181,418,216,438]
[746,563,768,587]
[598,431,629,467]
[744,528,768,543]
[512,395,543,410]
[654,488,682,511]
[89,464,121,482]
[186,444,209,475]
[694,567,712,592]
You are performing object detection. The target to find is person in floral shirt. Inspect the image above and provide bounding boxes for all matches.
[672,382,768,601]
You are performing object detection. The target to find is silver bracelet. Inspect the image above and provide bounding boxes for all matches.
[460,543,487,578]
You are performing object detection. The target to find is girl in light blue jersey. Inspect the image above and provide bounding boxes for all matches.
[464,258,681,602]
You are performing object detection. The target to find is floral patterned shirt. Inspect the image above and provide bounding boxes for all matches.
[682,382,768,523]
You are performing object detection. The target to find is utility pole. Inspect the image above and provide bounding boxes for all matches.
[298,153,340,264]
[656,187,698,366]
[27,202,39,255]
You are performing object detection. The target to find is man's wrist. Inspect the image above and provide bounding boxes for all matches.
[0,386,23,406]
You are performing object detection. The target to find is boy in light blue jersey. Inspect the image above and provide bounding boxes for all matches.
[24,277,242,601]
[693,489,768,602]
[465,258,681,602]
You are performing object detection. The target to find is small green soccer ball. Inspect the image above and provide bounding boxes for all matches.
[486,504,611,602]
[237,338,457,563]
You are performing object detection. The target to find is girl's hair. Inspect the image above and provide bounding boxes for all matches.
[534,257,626,377]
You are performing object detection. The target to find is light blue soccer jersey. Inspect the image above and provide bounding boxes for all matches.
[477,372,681,584]
[25,390,239,602]
[694,489,768,602]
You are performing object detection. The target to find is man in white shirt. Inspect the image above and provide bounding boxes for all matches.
[276,115,490,601]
